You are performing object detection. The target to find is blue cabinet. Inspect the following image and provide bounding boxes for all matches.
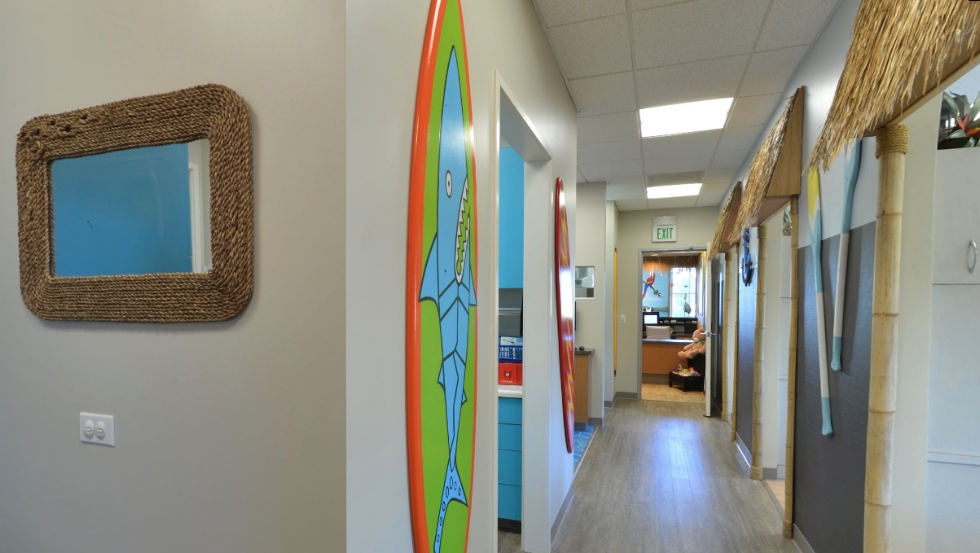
[498,396,522,521]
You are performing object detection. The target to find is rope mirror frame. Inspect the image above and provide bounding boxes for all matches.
[16,84,253,323]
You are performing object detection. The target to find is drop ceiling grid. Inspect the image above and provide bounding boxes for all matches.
[533,0,842,207]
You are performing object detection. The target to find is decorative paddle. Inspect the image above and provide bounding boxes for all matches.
[831,141,863,371]
[806,166,833,436]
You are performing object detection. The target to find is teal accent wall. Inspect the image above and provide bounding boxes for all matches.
[498,147,524,288]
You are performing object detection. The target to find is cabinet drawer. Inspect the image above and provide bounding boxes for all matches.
[498,423,522,452]
[498,397,523,425]
[498,484,522,521]
[498,449,522,486]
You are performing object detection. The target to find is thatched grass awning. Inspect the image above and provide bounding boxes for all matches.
[734,88,804,234]
[809,0,980,171]
[709,182,742,257]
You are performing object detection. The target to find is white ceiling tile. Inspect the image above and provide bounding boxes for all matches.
[696,190,727,207]
[727,93,782,128]
[718,125,763,152]
[647,171,705,186]
[579,139,642,165]
[631,0,695,9]
[704,167,737,183]
[616,199,650,211]
[578,167,588,182]
[738,46,809,97]
[710,149,750,169]
[579,159,644,181]
[631,0,771,69]
[635,55,749,108]
[642,130,721,160]
[644,153,712,175]
[569,72,637,116]
[607,175,647,187]
[578,111,640,144]
[535,0,627,27]
[646,195,699,210]
[606,183,647,201]
[700,181,731,194]
[548,15,633,79]
[756,0,841,51]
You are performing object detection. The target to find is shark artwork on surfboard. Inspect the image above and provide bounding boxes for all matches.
[406,1,478,551]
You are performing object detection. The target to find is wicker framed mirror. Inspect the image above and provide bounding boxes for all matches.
[16,84,253,322]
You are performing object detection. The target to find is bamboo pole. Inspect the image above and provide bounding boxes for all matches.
[784,197,800,538]
[750,225,767,481]
[721,251,733,422]
[731,245,740,442]
[865,125,907,553]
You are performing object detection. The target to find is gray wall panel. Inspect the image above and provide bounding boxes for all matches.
[793,222,874,553]
[736,242,757,450]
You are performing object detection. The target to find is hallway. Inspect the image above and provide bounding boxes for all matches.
[502,399,796,553]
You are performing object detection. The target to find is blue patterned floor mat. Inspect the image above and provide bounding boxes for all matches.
[573,425,595,469]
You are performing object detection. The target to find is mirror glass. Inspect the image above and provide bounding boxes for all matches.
[51,139,211,277]
[574,266,595,298]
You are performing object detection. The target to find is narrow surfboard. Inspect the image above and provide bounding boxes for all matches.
[831,141,863,371]
[806,166,833,436]
[406,1,478,551]
[555,177,575,454]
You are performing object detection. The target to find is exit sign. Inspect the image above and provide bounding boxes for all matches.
[652,216,677,243]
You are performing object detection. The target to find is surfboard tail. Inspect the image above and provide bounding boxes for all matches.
[433,465,468,553]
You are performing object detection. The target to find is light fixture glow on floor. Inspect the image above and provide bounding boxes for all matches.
[640,98,733,138]
[647,183,702,199]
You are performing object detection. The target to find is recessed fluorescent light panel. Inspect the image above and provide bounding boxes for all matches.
[647,183,702,199]
[640,98,733,138]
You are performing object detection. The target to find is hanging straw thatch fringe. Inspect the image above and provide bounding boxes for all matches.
[709,183,742,258]
[734,95,796,234]
[808,0,980,171]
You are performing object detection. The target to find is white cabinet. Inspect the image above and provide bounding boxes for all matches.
[933,149,980,284]
[927,286,980,454]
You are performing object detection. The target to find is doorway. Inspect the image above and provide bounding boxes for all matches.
[488,73,557,553]
[636,250,707,406]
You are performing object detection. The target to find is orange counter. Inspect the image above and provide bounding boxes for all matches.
[641,339,693,375]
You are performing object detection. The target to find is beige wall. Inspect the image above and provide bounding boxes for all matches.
[0,2,346,552]
[574,183,607,421]
[615,206,719,396]
[893,93,938,553]
[604,201,619,405]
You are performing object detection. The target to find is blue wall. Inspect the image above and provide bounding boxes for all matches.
[498,147,524,288]
[52,143,192,277]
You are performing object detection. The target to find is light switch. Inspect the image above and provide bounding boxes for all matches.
[80,413,115,447]
[619,314,626,323]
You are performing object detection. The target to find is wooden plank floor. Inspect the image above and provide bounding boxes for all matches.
[499,399,798,553]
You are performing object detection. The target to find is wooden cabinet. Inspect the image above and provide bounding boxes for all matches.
[642,339,692,375]
[573,352,591,425]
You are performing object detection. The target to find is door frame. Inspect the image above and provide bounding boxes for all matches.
[635,248,707,396]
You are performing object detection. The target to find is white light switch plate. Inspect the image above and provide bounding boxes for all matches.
[619,315,626,323]
[79,413,115,447]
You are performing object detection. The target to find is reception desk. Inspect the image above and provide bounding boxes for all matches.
[642,338,693,376]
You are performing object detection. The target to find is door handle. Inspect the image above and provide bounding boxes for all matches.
[969,239,977,275]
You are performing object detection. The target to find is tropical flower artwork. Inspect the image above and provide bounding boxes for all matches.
[939,90,980,149]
